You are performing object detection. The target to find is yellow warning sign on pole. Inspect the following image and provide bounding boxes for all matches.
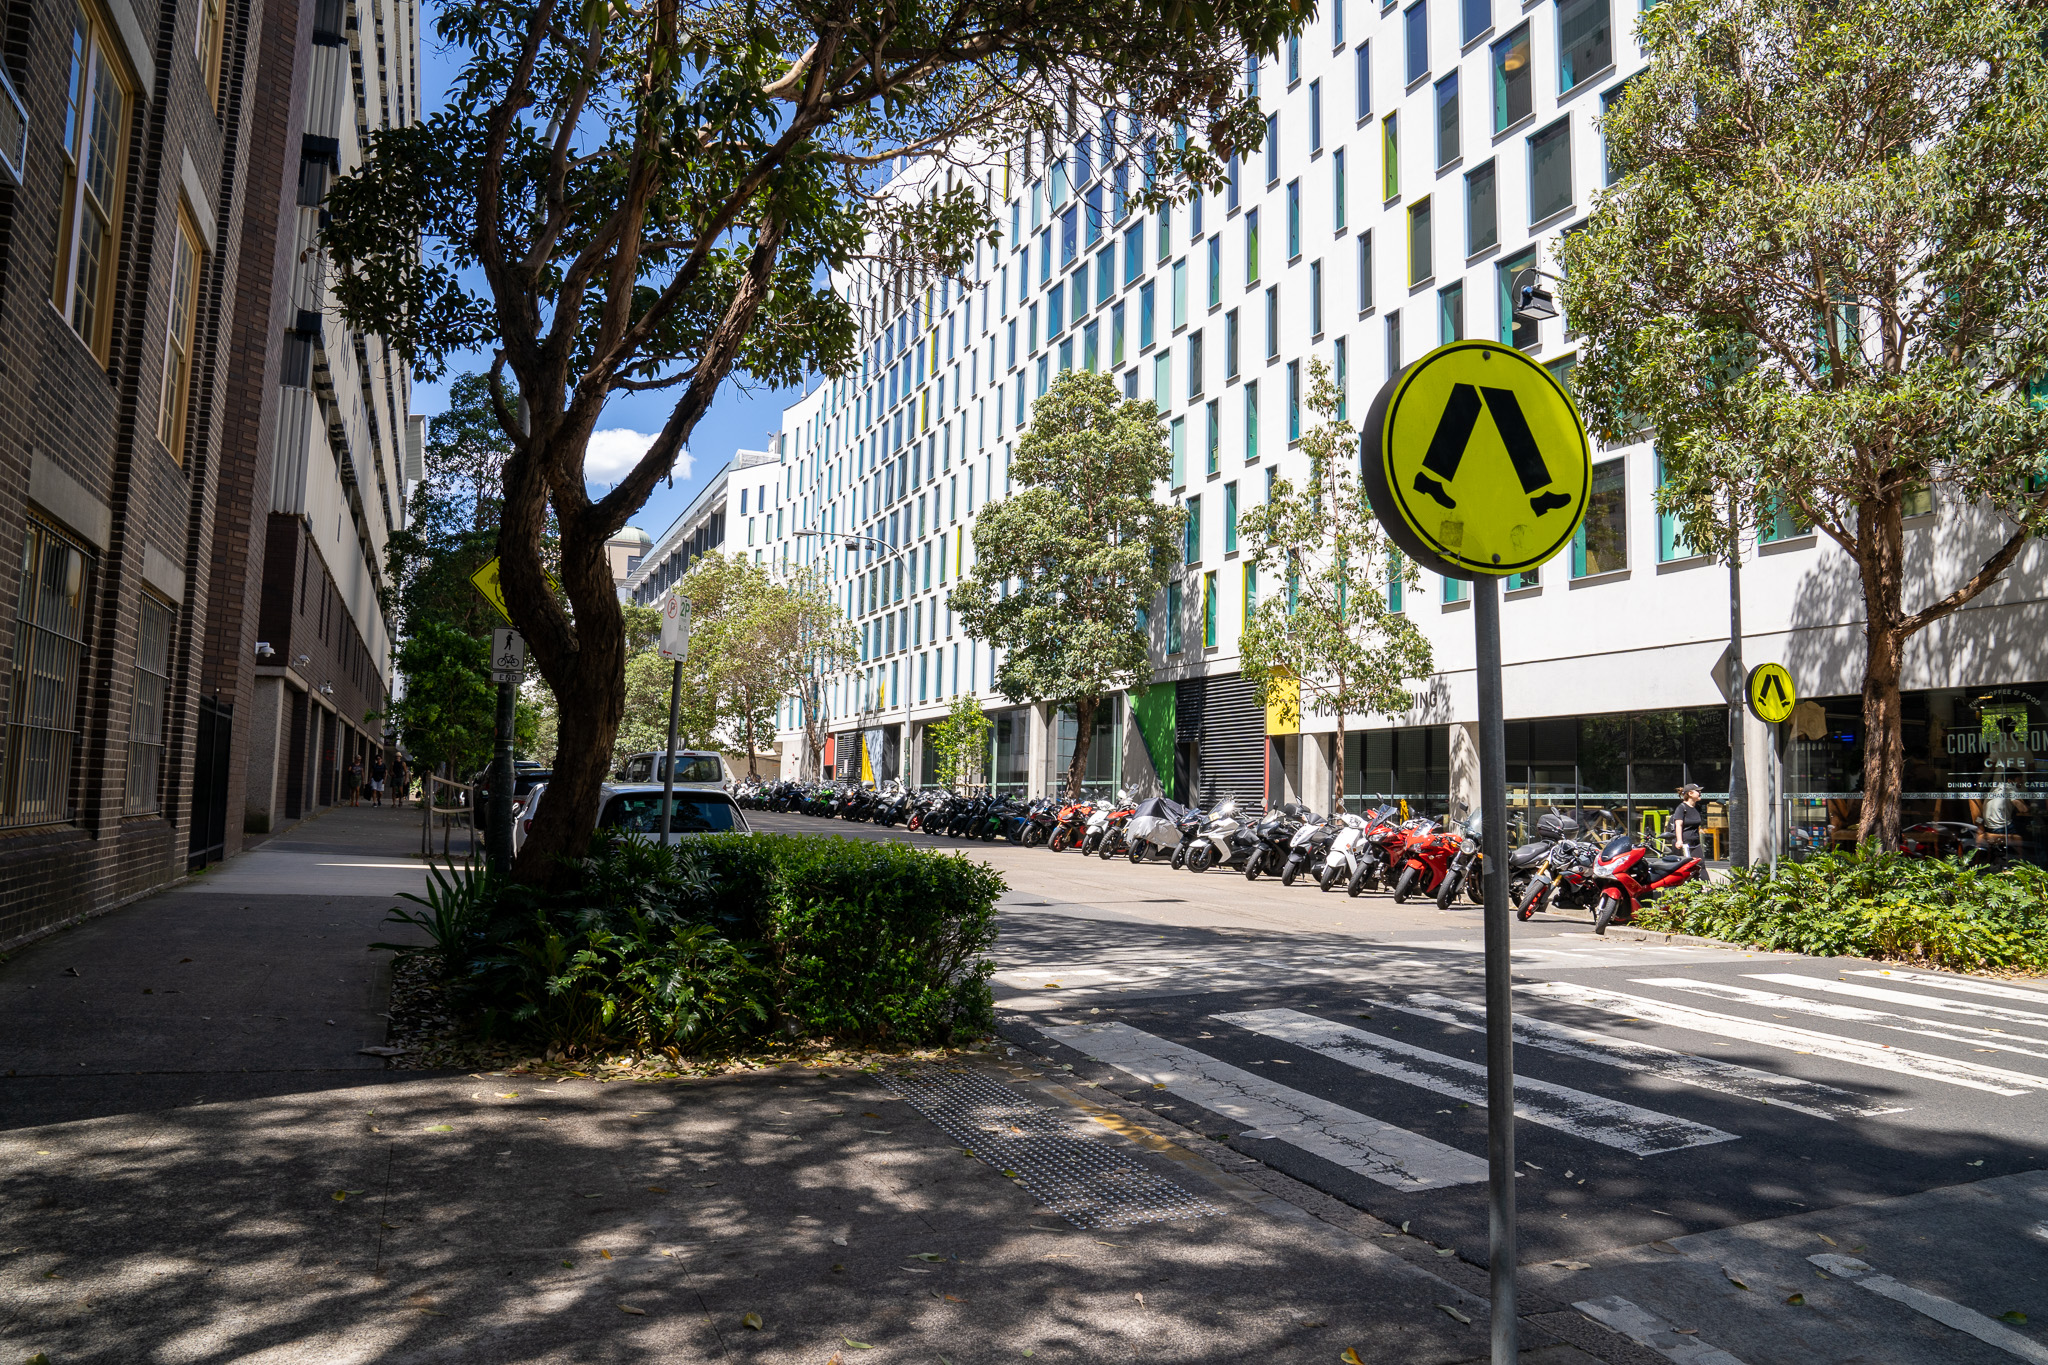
[469,558,514,626]
[1359,341,1592,579]
[1746,662,1797,724]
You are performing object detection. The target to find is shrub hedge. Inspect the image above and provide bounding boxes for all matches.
[377,832,1004,1059]
[1635,848,2048,974]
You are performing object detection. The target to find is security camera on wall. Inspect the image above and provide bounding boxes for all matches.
[254,641,275,658]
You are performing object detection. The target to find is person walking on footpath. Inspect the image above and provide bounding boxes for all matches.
[347,756,364,808]
[391,753,410,808]
[369,754,387,808]
[1672,784,1708,861]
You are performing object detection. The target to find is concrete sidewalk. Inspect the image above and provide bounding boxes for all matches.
[0,807,1656,1363]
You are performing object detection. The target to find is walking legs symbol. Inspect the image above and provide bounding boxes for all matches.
[1413,383,1572,517]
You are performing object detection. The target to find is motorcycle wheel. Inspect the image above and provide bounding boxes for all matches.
[1244,851,1262,881]
[1517,883,1548,922]
[1170,846,1186,869]
[1347,863,1370,897]
[1318,863,1339,892]
[1435,869,1460,911]
[1594,890,1624,935]
[1392,865,1419,904]
[907,814,922,831]
[1051,829,1069,852]
[1186,843,1210,873]
[1127,841,1145,864]
[1098,839,1115,860]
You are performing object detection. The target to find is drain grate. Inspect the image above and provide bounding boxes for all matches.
[877,1063,1225,1230]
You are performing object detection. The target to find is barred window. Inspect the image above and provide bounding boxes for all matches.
[129,593,171,811]
[4,518,95,825]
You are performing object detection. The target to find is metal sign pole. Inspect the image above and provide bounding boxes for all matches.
[660,661,682,845]
[1473,574,1517,1363]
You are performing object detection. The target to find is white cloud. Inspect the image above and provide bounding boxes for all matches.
[584,429,689,484]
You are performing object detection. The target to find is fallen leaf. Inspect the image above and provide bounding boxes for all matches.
[2001,1311,2029,1325]
[28,1355,51,1365]
[619,1304,646,1315]
[561,1260,574,1268]
[332,1190,365,1202]
[863,1112,881,1118]
[741,1311,763,1330]
[1003,1169,1021,1178]
[599,1250,613,1261]
[423,1124,453,1133]
[843,1339,873,1350]
[1651,1241,1681,1254]
[1435,1247,1456,1257]
[908,1252,948,1262]
[1552,1260,1592,1271]
[1968,1160,1984,1167]
[1817,1234,1837,1247]
[1727,1274,1751,1291]
[1436,1304,1472,1325]
[645,1186,669,1195]
[832,1236,848,1246]
[1343,1349,1368,1364]
[1673,1327,1699,1335]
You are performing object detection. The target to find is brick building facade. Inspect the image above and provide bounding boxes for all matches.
[0,0,415,948]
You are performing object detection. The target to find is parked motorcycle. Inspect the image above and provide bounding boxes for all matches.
[1390,817,1459,904]
[1435,811,1484,909]
[1124,796,1194,863]
[1343,803,1406,896]
[1282,811,1339,886]
[1588,832,1707,933]
[1183,798,1251,873]
[1242,805,1306,880]
[1050,796,1096,851]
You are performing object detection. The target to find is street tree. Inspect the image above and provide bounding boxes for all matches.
[949,370,1186,797]
[781,564,860,780]
[324,0,1303,884]
[928,693,992,788]
[1236,359,1435,812]
[1560,0,2048,849]
[389,621,496,779]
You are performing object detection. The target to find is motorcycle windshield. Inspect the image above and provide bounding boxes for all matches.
[1600,833,1634,860]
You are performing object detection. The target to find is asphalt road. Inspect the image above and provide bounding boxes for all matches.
[750,809,2048,1365]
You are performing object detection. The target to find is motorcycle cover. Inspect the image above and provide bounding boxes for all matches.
[1126,796,1196,847]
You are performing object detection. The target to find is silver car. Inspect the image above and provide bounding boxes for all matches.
[517,781,749,851]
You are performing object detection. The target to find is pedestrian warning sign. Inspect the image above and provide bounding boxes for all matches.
[1746,661,1796,724]
[470,557,514,625]
[1360,341,1591,578]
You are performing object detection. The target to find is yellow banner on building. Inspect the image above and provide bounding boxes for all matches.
[1265,668,1300,735]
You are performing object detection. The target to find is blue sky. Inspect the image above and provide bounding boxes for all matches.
[407,6,806,543]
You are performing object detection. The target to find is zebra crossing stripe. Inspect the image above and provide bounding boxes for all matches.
[1634,978,2048,1062]
[1522,981,2048,1096]
[1853,969,2048,1007]
[1216,1008,1737,1155]
[1745,973,2048,1027]
[1812,1255,2048,1365]
[1573,1295,1751,1365]
[1039,1021,1490,1190]
[1384,992,1902,1120]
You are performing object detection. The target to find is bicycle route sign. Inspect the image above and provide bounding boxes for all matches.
[1746,661,1797,724]
[1360,340,1592,579]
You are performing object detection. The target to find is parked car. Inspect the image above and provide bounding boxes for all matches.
[514,781,749,852]
[615,750,728,787]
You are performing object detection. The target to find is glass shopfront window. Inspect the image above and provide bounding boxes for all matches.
[1343,725,1451,816]
[992,707,1032,797]
[1475,708,1731,849]
[1055,698,1123,797]
[1783,683,2048,867]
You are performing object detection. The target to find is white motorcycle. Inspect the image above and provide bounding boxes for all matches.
[1123,796,1194,864]
[1183,797,1246,873]
[1317,812,1371,891]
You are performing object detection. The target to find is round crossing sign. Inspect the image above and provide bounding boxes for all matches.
[1359,341,1592,578]
[1746,662,1797,724]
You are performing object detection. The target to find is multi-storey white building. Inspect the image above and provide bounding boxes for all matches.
[754,0,2048,864]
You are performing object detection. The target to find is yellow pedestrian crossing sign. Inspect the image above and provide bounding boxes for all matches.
[469,558,514,625]
[1747,662,1797,724]
[1360,340,1592,578]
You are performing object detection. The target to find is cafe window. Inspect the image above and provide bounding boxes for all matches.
[1344,725,1452,814]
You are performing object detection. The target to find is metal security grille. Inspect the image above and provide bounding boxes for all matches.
[1194,671,1267,808]
[878,1063,1223,1230]
[4,517,94,827]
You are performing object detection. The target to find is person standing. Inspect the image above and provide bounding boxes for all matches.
[391,753,410,807]
[1672,784,1708,860]
[369,754,388,808]
[347,756,365,808]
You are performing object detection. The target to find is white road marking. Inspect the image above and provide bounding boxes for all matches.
[1521,981,2048,1095]
[1039,1021,1489,1190]
[1637,977,2048,1063]
[1747,973,2048,1027]
[1383,992,1902,1120]
[1811,1255,2048,1364]
[1217,1008,1737,1155]
[1854,970,2048,1007]
[1572,1295,1750,1365]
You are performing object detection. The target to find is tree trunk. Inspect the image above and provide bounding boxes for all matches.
[1854,493,1909,852]
[1331,718,1346,814]
[1066,696,1098,800]
[744,703,759,780]
[507,441,626,889]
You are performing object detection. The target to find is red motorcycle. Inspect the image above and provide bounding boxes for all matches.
[1588,833,1707,934]
[1050,798,1096,851]
[1390,818,1461,903]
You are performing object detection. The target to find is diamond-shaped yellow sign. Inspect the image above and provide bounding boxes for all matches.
[469,557,513,626]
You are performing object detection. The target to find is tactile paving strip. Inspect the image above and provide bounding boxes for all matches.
[878,1062,1224,1230]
